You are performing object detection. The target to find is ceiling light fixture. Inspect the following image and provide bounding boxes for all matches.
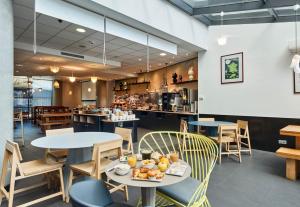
[50,66,60,73]
[91,76,98,83]
[160,53,167,56]
[186,53,189,56]
[69,71,76,83]
[138,58,142,61]
[16,64,23,67]
[88,87,92,92]
[53,80,60,89]
[217,11,227,46]
[291,3,300,73]
[76,28,86,33]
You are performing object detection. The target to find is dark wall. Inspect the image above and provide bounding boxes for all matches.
[199,114,300,152]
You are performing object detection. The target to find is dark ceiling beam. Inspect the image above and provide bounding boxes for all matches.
[193,0,297,15]
[264,0,279,21]
[166,0,211,26]
[210,14,300,25]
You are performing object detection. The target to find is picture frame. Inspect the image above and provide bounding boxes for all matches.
[221,52,244,84]
[293,72,300,93]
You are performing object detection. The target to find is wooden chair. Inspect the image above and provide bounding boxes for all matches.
[0,140,65,207]
[212,124,242,164]
[138,132,218,207]
[198,117,215,134]
[180,119,188,133]
[45,128,74,163]
[237,120,252,155]
[115,127,133,155]
[13,111,25,146]
[67,139,128,202]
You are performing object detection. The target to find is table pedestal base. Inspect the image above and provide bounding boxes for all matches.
[141,187,156,207]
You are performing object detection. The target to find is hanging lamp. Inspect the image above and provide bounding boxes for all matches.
[103,16,107,66]
[69,71,76,83]
[53,80,60,89]
[217,11,227,46]
[291,4,300,73]
[50,66,60,74]
[91,76,98,83]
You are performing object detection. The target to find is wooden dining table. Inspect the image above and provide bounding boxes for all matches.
[280,125,300,149]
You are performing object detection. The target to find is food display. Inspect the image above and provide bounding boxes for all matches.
[112,150,185,182]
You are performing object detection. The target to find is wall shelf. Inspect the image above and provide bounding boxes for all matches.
[128,81,150,86]
[171,80,198,85]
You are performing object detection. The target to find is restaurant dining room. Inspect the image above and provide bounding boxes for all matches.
[1,0,300,207]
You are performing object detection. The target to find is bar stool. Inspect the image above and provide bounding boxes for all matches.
[69,180,132,207]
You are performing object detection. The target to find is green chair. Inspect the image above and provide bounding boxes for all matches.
[138,131,218,207]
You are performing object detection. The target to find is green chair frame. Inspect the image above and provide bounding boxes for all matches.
[138,131,218,207]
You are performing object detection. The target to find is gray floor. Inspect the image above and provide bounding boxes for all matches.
[4,121,300,207]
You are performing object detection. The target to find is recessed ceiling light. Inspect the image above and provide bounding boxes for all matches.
[138,58,142,61]
[294,4,300,11]
[172,56,175,59]
[169,61,172,64]
[186,53,189,56]
[158,63,162,66]
[160,53,167,56]
[16,64,23,67]
[76,28,86,33]
[16,70,19,73]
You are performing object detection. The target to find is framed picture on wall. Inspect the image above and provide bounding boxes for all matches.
[221,52,244,84]
[294,72,300,93]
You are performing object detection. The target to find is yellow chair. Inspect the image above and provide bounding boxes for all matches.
[45,127,74,163]
[0,140,65,207]
[115,127,134,155]
[138,131,218,207]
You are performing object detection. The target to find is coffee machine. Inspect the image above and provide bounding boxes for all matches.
[162,92,177,111]
[180,88,198,113]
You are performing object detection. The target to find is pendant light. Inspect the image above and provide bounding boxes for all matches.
[217,11,227,46]
[91,76,98,83]
[53,80,60,89]
[69,71,76,83]
[103,16,107,66]
[146,34,150,73]
[50,66,60,74]
[291,3,300,73]
[33,2,37,54]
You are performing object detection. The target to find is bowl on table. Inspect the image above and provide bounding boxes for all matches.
[114,164,130,176]
[141,159,155,169]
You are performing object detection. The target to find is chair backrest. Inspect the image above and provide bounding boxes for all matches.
[237,120,249,136]
[218,124,238,141]
[138,131,218,206]
[46,127,74,136]
[114,127,133,153]
[4,140,24,176]
[198,117,215,121]
[92,139,123,179]
[180,119,188,133]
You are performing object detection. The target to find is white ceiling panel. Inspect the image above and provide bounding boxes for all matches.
[14,17,32,29]
[37,14,71,29]
[14,4,33,21]
[56,30,84,41]
[14,0,34,9]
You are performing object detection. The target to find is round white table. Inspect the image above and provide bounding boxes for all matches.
[106,160,191,207]
[189,121,234,136]
[31,132,122,188]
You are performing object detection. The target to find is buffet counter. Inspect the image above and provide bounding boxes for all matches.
[133,109,198,131]
[73,113,139,142]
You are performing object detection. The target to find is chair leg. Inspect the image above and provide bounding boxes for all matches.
[247,137,252,156]
[8,165,17,207]
[59,168,65,201]
[124,185,129,201]
[237,140,242,163]
[66,169,73,203]
[218,143,222,164]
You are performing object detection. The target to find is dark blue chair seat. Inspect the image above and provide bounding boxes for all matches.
[157,177,200,205]
[69,179,131,207]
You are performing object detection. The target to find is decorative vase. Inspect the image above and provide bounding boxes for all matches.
[188,66,194,80]
[172,73,178,83]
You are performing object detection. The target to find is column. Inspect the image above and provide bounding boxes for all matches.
[0,0,14,168]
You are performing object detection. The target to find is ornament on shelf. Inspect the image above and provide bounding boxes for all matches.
[179,75,183,82]
[172,73,178,83]
[188,66,194,80]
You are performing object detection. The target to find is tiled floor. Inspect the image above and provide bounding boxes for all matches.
[3,121,300,207]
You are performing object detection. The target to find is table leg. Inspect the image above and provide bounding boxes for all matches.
[141,187,156,207]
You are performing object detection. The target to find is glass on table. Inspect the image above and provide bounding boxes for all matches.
[127,155,137,168]
[170,151,179,163]
[141,149,152,160]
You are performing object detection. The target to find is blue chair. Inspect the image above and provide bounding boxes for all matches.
[69,180,132,207]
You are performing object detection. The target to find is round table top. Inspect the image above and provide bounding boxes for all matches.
[105,160,191,188]
[188,121,234,127]
[31,132,122,149]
